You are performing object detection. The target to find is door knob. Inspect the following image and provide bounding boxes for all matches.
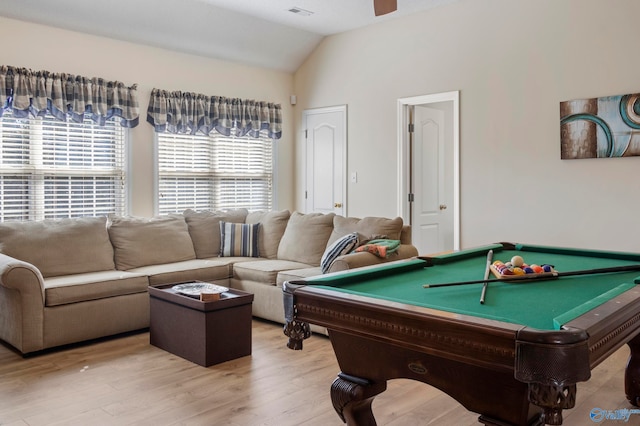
[439,204,447,210]
[334,203,343,208]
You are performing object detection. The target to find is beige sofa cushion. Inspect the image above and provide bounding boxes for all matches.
[128,258,236,286]
[108,215,196,270]
[233,259,312,286]
[246,209,290,259]
[328,215,404,246]
[183,209,248,258]
[0,216,115,278]
[44,270,149,306]
[277,212,335,266]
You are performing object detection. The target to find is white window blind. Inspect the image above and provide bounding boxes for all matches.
[0,111,127,221]
[157,131,274,214]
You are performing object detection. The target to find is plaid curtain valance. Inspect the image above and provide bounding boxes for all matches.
[146,88,282,139]
[0,66,139,128]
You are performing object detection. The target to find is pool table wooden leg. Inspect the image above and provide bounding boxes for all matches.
[625,334,640,406]
[330,373,387,425]
[526,383,576,425]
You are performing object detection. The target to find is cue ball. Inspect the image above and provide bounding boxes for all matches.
[511,255,524,267]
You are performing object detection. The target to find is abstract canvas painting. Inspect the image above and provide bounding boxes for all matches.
[560,93,640,159]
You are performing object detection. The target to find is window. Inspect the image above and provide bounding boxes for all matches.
[0,111,127,221]
[156,130,274,215]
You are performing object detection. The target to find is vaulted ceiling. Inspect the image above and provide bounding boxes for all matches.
[0,0,459,72]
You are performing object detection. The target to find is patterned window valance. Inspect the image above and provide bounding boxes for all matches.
[146,88,282,139]
[0,66,139,128]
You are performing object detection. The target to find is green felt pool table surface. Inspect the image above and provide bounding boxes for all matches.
[305,243,640,331]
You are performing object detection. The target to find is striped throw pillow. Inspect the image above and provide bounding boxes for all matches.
[220,222,260,257]
[320,232,359,273]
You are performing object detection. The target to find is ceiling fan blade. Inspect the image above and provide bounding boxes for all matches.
[374,0,397,16]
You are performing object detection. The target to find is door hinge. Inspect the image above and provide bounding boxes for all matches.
[408,123,414,133]
[304,129,308,138]
[408,193,414,202]
[305,190,308,199]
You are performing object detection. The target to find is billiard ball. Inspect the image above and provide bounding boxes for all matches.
[511,255,524,267]
[531,265,544,273]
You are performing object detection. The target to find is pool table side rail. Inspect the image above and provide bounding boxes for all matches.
[419,242,640,266]
[303,258,427,286]
[511,243,640,262]
[564,286,640,368]
[418,243,504,265]
[287,283,525,373]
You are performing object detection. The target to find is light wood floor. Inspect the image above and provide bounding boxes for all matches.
[0,319,635,426]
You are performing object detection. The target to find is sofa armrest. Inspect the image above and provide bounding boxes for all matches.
[328,244,419,273]
[0,253,46,353]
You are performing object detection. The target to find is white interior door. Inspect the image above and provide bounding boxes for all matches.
[304,106,347,215]
[397,91,459,255]
[412,104,454,254]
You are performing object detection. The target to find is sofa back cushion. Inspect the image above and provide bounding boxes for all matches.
[183,209,248,258]
[108,215,196,270]
[277,212,335,266]
[328,215,404,246]
[245,209,290,259]
[0,216,115,278]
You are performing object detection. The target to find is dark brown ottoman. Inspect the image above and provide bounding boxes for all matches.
[149,283,254,367]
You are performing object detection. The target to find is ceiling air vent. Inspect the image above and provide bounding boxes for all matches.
[287,7,314,16]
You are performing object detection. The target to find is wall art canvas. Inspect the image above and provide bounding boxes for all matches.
[560,93,640,159]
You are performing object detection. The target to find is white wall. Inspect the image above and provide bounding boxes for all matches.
[293,0,640,252]
[0,16,295,217]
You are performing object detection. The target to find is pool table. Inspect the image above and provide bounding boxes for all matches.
[282,243,640,426]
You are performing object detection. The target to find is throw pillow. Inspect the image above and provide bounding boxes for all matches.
[220,222,260,257]
[320,232,359,274]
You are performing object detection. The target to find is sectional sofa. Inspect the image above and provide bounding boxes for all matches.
[0,209,418,355]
